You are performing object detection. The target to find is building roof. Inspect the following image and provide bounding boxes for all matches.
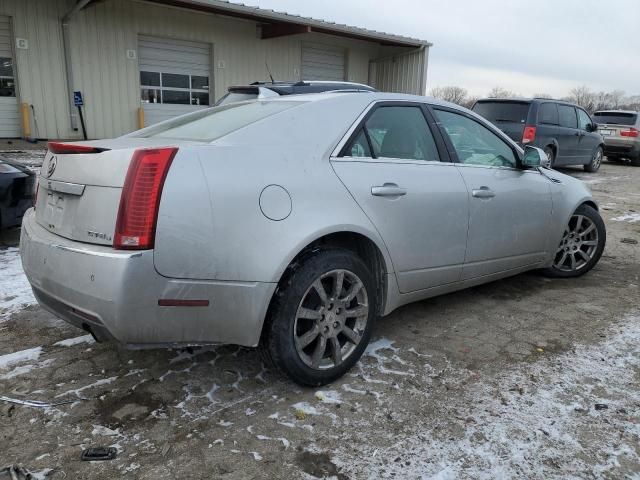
[150,0,432,48]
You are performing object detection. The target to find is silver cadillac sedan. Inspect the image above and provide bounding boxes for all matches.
[20,92,606,386]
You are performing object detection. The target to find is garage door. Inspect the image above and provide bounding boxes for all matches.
[0,16,19,138]
[301,43,345,82]
[138,35,211,126]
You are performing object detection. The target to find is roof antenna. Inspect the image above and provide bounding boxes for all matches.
[265,62,275,83]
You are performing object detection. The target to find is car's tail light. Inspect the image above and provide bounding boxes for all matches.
[47,142,108,154]
[620,127,639,138]
[522,126,537,144]
[114,147,178,250]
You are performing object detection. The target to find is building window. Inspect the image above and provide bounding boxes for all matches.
[0,58,16,97]
[140,71,209,106]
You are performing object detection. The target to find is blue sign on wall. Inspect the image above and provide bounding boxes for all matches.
[73,91,84,107]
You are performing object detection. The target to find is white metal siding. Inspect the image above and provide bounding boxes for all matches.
[0,0,426,139]
[371,47,429,95]
[301,42,345,81]
[138,35,211,126]
[0,15,19,137]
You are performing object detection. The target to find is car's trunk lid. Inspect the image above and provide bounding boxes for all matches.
[35,138,200,246]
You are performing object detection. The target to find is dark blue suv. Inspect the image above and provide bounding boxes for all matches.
[472,98,605,172]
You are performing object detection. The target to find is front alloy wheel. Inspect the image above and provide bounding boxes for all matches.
[543,204,606,278]
[261,248,376,386]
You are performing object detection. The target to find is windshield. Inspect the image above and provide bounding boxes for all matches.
[133,101,302,142]
[593,112,637,126]
[472,101,530,124]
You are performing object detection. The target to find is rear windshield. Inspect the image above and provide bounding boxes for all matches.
[134,101,301,141]
[593,112,637,126]
[216,92,258,106]
[472,101,530,124]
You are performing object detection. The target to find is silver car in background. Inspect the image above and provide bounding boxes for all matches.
[593,110,640,166]
[20,93,606,386]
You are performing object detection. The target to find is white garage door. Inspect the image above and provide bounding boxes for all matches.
[0,16,19,138]
[138,35,211,126]
[301,43,345,82]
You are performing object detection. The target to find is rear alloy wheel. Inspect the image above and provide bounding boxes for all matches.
[261,248,376,386]
[542,204,606,278]
[544,146,556,168]
[584,146,603,172]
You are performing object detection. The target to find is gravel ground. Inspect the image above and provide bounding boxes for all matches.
[0,159,639,479]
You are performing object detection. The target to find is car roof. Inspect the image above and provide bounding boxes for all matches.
[228,81,377,95]
[593,110,639,114]
[261,91,472,111]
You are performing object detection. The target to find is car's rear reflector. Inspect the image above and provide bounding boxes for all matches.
[620,127,639,138]
[47,142,109,154]
[158,299,210,307]
[522,126,537,144]
[114,147,178,250]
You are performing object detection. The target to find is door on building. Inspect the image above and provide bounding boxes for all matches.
[0,16,19,138]
[138,35,211,127]
[301,43,346,81]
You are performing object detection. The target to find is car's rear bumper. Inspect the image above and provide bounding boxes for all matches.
[602,138,639,158]
[20,209,275,347]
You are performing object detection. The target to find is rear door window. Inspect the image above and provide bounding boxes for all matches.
[538,103,559,125]
[471,101,530,124]
[342,106,440,161]
[558,105,578,129]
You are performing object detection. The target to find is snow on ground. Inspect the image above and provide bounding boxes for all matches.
[0,247,36,321]
[612,212,640,223]
[53,335,96,347]
[0,346,42,369]
[333,314,640,479]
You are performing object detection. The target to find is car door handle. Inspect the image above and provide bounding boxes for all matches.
[472,186,495,199]
[371,183,407,197]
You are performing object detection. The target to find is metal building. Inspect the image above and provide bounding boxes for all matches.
[0,0,431,140]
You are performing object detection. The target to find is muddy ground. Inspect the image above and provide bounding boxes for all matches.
[1,158,639,479]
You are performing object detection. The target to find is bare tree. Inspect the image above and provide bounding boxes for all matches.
[462,96,480,109]
[533,93,553,99]
[568,86,596,113]
[487,87,516,98]
[430,86,468,105]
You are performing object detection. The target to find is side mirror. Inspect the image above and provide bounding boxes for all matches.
[522,145,550,168]
[589,123,598,132]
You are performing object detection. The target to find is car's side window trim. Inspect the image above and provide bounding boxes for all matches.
[336,101,452,163]
[428,105,523,169]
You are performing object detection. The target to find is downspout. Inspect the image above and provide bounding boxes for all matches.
[62,0,93,132]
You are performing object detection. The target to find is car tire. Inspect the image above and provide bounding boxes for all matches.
[584,146,603,172]
[631,155,640,167]
[542,204,606,279]
[260,248,376,386]
[543,146,556,168]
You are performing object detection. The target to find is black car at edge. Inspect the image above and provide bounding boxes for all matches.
[0,158,36,230]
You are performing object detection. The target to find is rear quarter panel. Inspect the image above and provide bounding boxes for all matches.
[153,95,392,283]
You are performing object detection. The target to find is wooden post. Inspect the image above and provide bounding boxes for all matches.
[20,103,31,139]
[137,107,145,130]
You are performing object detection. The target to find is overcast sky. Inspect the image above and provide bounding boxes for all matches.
[239,0,639,98]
